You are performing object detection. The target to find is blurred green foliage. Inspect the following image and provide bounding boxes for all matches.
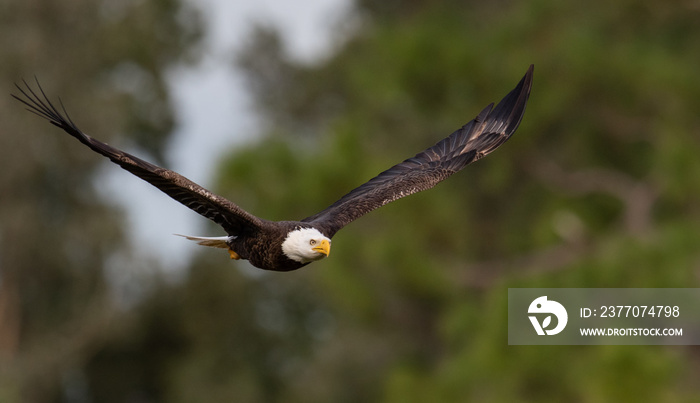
[0,0,201,401]
[213,0,700,401]
[2,0,700,402]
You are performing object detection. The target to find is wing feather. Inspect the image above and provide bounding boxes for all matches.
[13,79,263,236]
[303,65,533,237]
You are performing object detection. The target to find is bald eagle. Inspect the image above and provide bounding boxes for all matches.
[13,65,533,271]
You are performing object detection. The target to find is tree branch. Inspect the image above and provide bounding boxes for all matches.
[527,159,658,234]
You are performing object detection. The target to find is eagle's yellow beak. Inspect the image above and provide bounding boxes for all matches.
[312,239,331,257]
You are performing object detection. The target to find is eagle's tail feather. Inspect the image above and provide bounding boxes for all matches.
[174,234,230,248]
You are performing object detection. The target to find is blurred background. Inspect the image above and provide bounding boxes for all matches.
[2,0,700,401]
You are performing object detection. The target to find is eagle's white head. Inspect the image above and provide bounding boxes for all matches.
[281,227,331,264]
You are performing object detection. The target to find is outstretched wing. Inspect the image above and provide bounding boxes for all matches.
[303,65,533,237]
[13,80,263,236]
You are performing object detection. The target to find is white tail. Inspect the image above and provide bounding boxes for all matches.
[174,234,230,249]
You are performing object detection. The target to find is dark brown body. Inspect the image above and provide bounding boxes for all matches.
[228,221,330,272]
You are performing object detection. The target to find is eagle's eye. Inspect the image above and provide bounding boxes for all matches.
[310,239,317,246]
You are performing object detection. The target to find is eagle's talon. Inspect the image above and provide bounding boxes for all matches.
[228,249,240,260]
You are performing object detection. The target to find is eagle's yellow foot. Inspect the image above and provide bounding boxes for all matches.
[228,249,241,260]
